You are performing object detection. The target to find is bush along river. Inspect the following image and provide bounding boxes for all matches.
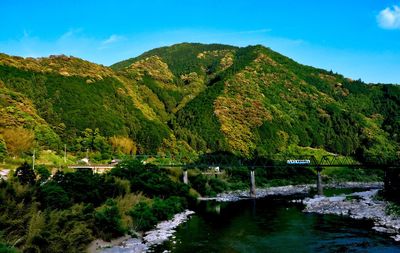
[100,183,400,253]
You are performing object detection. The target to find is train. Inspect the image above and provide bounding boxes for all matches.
[286,159,311,165]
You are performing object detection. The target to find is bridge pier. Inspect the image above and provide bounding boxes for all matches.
[384,168,389,195]
[316,167,323,196]
[183,170,189,184]
[250,170,256,198]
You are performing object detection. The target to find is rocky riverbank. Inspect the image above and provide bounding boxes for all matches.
[88,210,195,253]
[201,182,383,202]
[89,182,385,252]
[209,182,400,242]
[303,189,400,241]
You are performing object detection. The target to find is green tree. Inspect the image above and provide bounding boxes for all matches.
[0,243,19,253]
[14,162,36,185]
[75,128,112,160]
[38,182,71,210]
[2,128,34,156]
[94,199,125,240]
[110,159,190,198]
[0,137,6,161]
[35,165,51,184]
[128,201,156,231]
[34,125,61,150]
[43,204,94,253]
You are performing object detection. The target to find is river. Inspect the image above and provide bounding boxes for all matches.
[152,193,400,253]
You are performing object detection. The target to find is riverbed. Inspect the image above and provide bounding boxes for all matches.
[100,184,400,253]
[155,193,400,252]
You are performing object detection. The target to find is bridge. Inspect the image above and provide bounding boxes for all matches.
[68,164,114,174]
[173,154,399,197]
[69,154,400,197]
[168,154,399,169]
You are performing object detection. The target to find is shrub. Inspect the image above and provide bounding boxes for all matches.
[128,196,187,232]
[152,197,186,221]
[44,204,94,253]
[14,162,36,185]
[0,138,7,161]
[208,177,228,194]
[128,201,156,231]
[94,199,125,241]
[0,243,19,253]
[38,182,71,210]
[189,174,227,197]
[111,159,190,198]
[35,165,51,184]
[386,202,400,217]
[2,128,34,156]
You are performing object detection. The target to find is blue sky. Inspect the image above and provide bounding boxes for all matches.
[1,0,400,84]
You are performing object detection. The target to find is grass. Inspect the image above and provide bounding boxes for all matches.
[386,202,400,217]
[36,150,77,167]
[323,167,384,183]
[0,151,79,177]
[115,193,148,231]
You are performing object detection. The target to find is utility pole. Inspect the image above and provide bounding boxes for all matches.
[64,144,67,163]
[86,148,90,164]
[32,150,35,171]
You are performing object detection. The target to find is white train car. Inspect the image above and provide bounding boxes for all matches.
[286,159,311,165]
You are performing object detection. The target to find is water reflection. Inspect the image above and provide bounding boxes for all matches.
[155,195,400,253]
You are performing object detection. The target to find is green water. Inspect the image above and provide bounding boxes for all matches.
[155,196,400,253]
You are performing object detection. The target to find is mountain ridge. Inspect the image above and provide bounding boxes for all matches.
[0,43,398,162]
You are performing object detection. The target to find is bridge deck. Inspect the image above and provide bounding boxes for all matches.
[68,165,115,169]
[66,154,399,171]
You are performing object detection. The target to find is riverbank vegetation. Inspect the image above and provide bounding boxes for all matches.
[1,155,385,253]
[0,131,389,252]
[0,158,198,252]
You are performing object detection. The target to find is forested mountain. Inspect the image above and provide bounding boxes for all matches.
[0,43,399,163]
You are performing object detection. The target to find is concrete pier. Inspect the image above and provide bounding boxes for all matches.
[250,170,256,197]
[183,170,189,184]
[317,169,323,195]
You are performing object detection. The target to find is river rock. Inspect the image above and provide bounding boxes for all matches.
[214,185,312,202]
[303,189,400,241]
[100,210,194,253]
[211,182,383,202]
[391,235,400,241]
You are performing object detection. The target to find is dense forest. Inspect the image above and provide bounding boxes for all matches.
[1,43,399,164]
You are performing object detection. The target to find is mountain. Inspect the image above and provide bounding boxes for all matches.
[0,43,399,162]
[114,43,400,162]
[0,53,170,154]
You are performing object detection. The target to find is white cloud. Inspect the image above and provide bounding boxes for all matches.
[102,34,125,45]
[232,28,272,34]
[59,28,84,40]
[377,5,400,29]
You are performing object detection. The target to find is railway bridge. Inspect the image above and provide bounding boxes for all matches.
[69,154,400,197]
